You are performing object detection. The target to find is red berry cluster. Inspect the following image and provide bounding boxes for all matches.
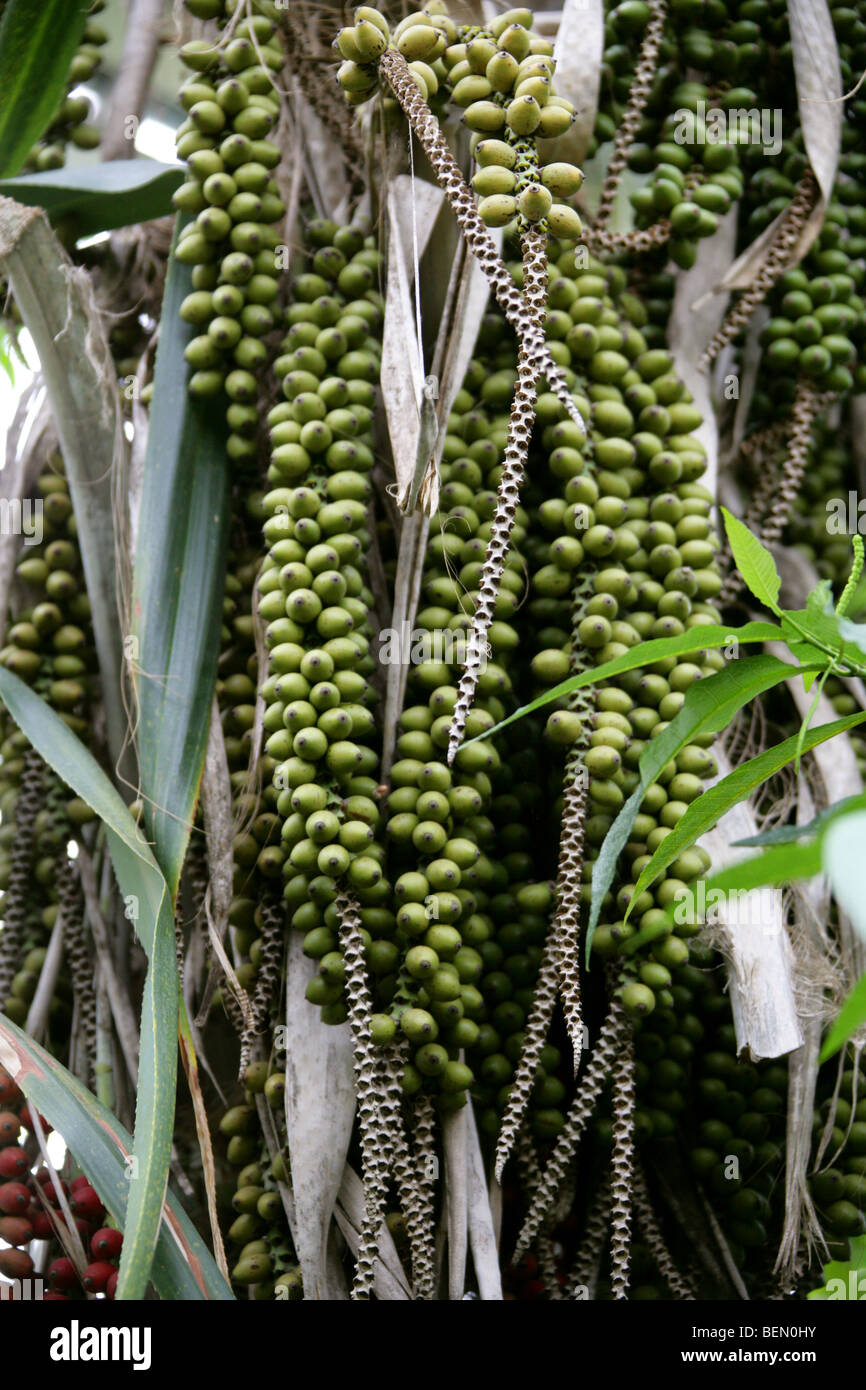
[0,1065,123,1298]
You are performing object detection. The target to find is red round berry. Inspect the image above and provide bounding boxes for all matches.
[82,1261,115,1293]
[48,1256,78,1292]
[0,1067,21,1108]
[30,1208,54,1238]
[17,1104,49,1135]
[70,1185,103,1222]
[0,1247,34,1279]
[0,1146,30,1179]
[0,1215,33,1246]
[91,1227,124,1260]
[105,1270,118,1300]
[0,1181,31,1215]
[0,1110,21,1145]
[69,1175,91,1193]
[45,1179,69,1208]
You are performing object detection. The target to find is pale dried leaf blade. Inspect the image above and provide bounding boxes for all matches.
[669,208,738,497]
[712,0,841,297]
[698,746,803,1060]
[546,0,604,165]
[284,933,356,1301]
[710,206,792,297]
[178,1029,230,1284]
[466,1102,503,1300]
[788,0,842,208]
[381,175,446,502]
[336,1163,412,1300]
[196,701,238,1024]
[443,1105,468,1299]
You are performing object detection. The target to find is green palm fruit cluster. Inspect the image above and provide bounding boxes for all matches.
[21,1,107,171]
[0,462,98,1054]
[476,235,726,1008]
[216,544,280,1006]
[757,206,866,397]
[0,462,96,735]
[334,7,585,240]
[469,878,568,1142]
[627,90,745,271]
[219,1087,300,1297]
[377,384,539,1109]
[176,0,287,445]
[785,433,860,589]
[808,1048,866,1246]
[675,944,788,1268]
[0,776,67,1032]
[256,218,389,1032]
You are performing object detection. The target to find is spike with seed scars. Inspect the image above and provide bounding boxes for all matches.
[565,1180,611,1300]
[377,49,585,437]
[446,226,549,762]
[336,890,391,1298]
[633,1164,696,1299]
[609,1032,636,1301]
[514,999,629,1257]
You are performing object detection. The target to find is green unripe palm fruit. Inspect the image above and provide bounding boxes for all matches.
[547,204,582,238]
[478,195,518,228]
[505,94,541,135]
[537,104,573,138]
[472,165,517,197]
[518,183,552,223]
[464,101,506,133]
[622,981,656,1017]
[542,162,584,198]
[475,139,517,170]
[397,24,439,60]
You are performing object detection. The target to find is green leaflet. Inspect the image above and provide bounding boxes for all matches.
[0,0,88,177]
[464,621,784,747]
[823,809,866,946]
[625,711,866,917]
[821,972,866,1063]
[0,159,184,238]
[586,655,805,962]
[131,220,230,898]
[734,792,866,847]
[722,507,781,611]
[807,1235,866,1299]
